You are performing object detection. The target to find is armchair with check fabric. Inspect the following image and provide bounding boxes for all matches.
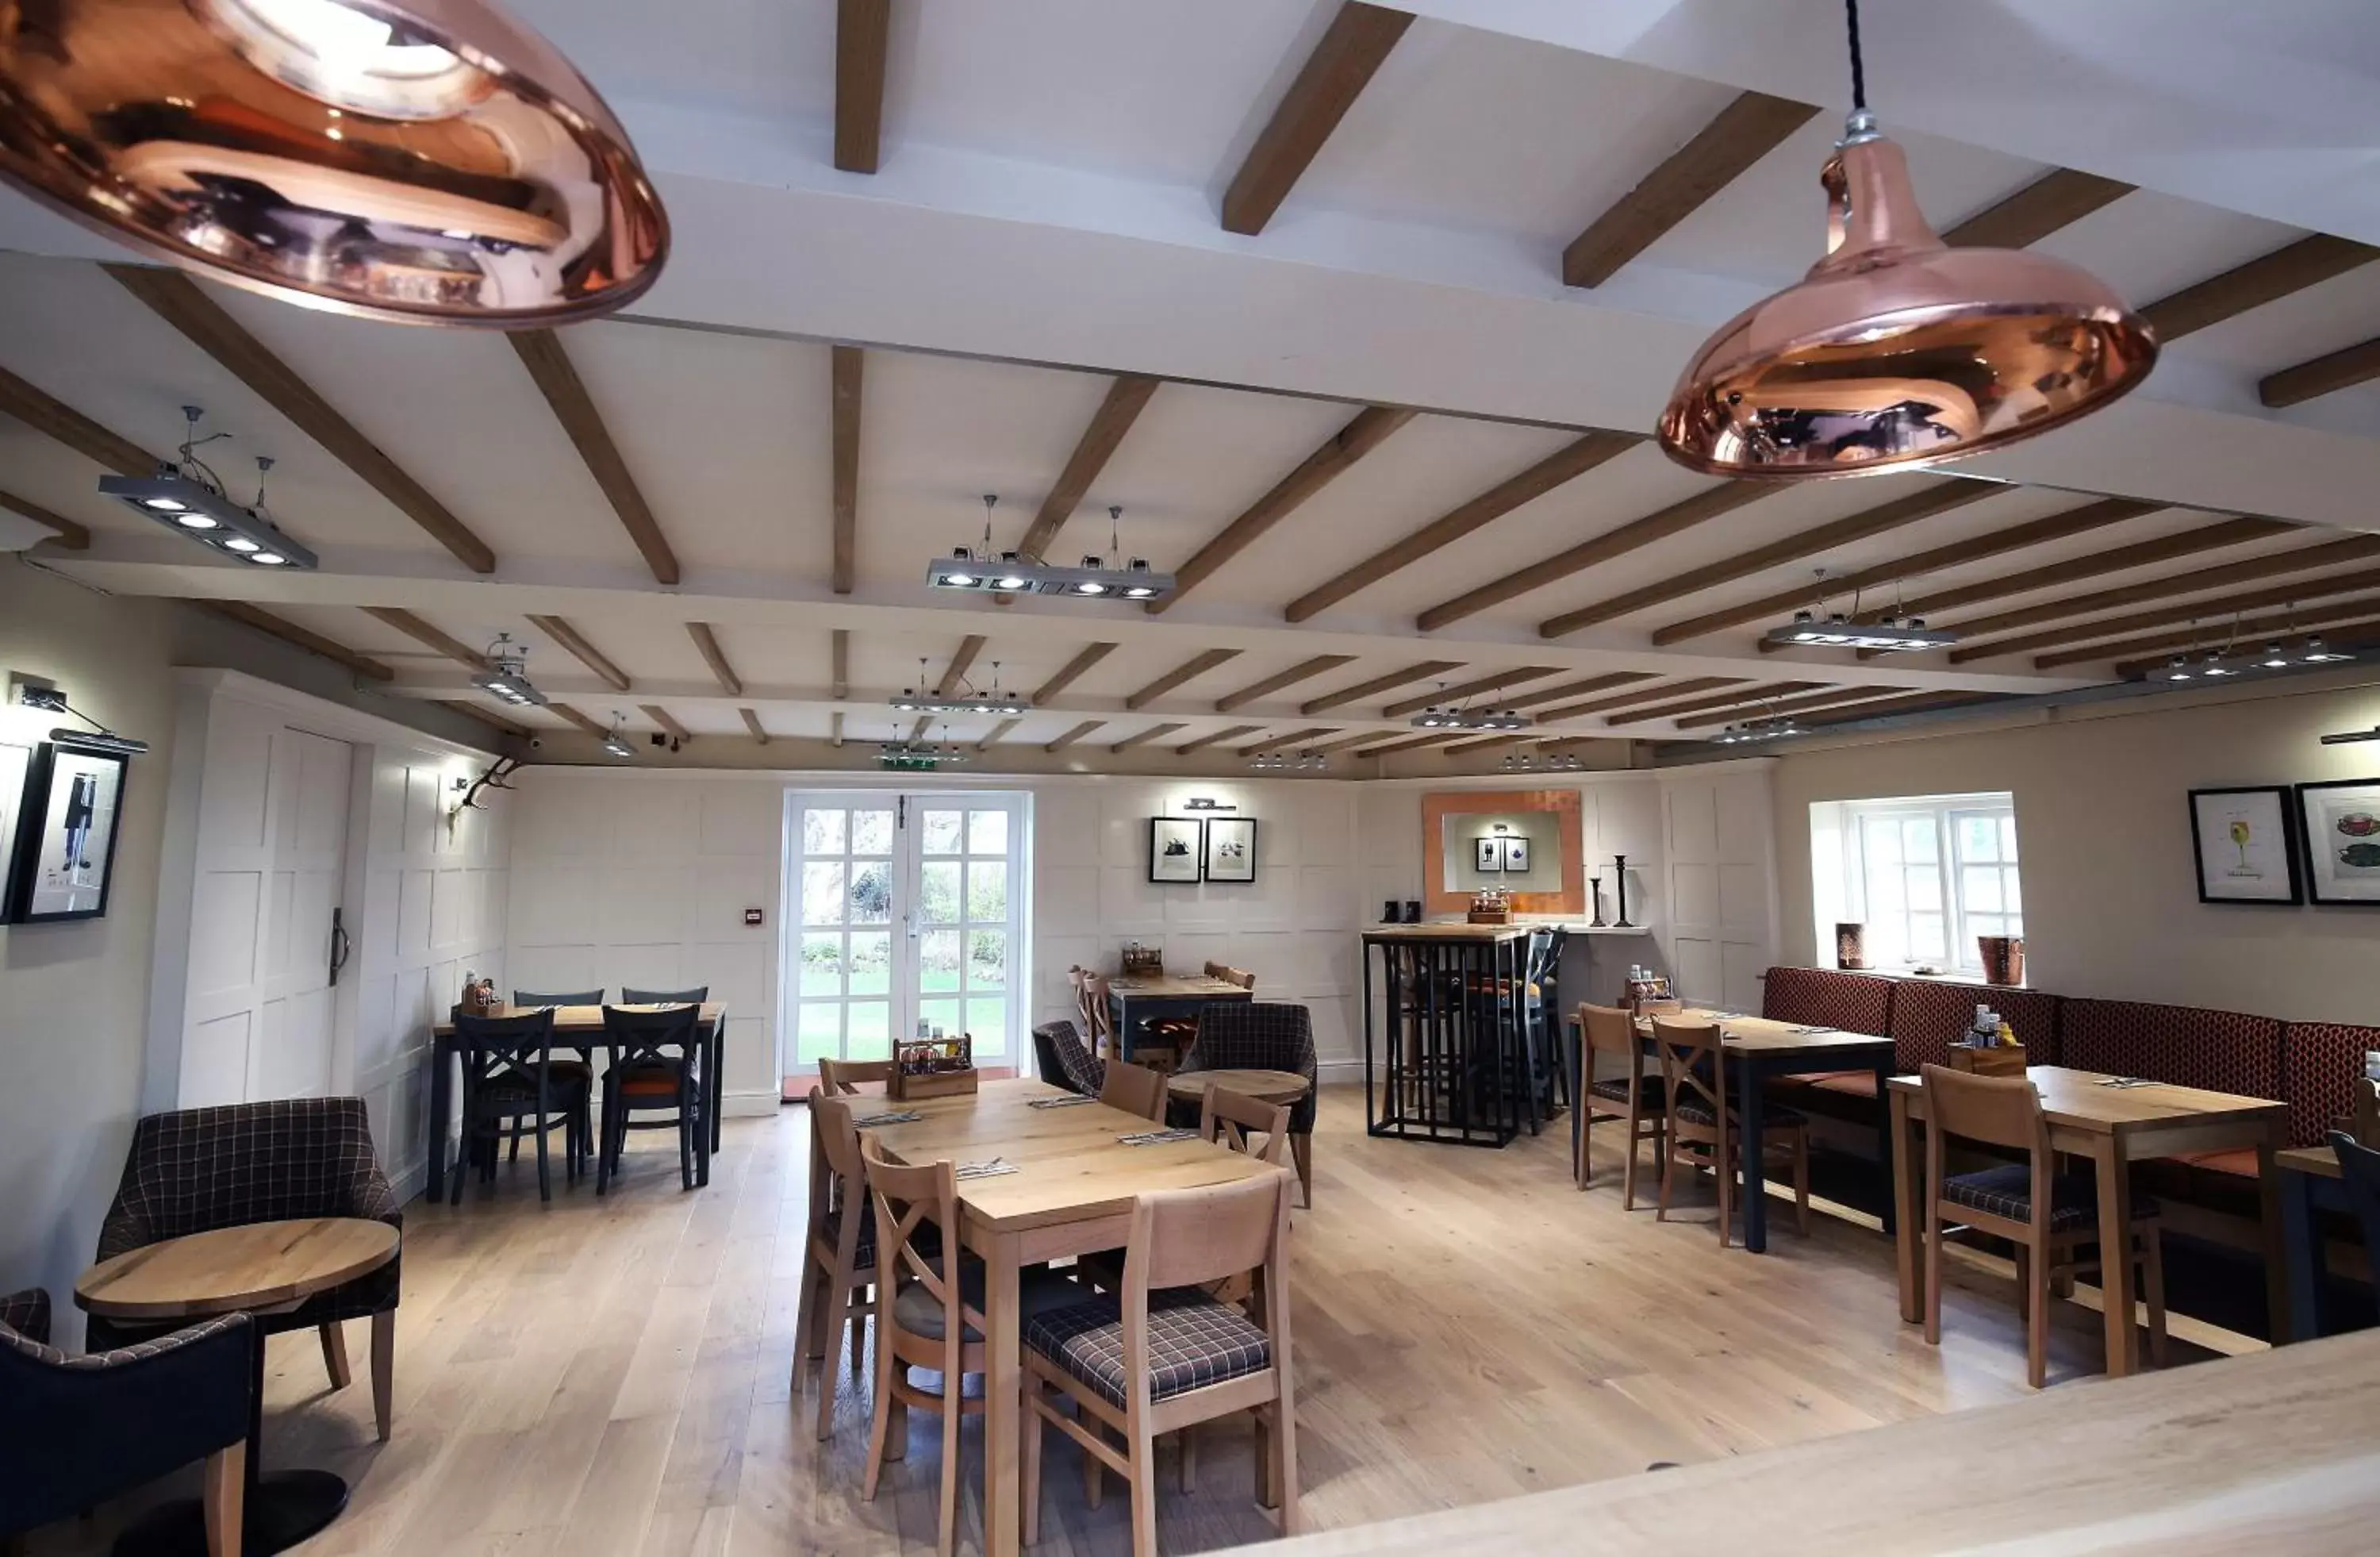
[1177,1002,1318,1205]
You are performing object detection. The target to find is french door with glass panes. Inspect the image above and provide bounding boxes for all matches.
[784,790,1027,1081]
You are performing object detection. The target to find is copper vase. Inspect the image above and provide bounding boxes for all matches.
[1978,936,2025,987]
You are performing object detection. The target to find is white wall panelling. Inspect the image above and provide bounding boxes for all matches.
[1658,761,1782,1012]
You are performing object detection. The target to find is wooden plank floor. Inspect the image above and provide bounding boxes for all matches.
[28,1089,2210,1555]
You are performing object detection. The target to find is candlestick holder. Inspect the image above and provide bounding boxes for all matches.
[1587,876,1606,927]
[1612,855,1633,928]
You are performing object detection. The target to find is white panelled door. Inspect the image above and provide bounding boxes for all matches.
[783,790,1028,1080]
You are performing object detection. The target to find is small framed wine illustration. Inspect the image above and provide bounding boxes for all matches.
[2186,785,2301,905]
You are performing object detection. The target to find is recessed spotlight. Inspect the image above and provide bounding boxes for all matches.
[143,497,187,511]
[1074,582,1106,595]
[249,552,287,565]
[175,513,219,529]
[1124,586,1154,598]
[994,575,1028,590]
[942,573,976,587]
[221,536,259,552]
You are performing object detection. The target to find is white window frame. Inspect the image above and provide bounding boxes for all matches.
[1832,792,2022,975]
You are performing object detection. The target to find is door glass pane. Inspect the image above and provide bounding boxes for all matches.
[920,929,962,994]
[797,1001,842,1063]
[849,862,892,922]
[848,931,891,995]
[965,995,1008,1054]
[851,808,895,855]
[802,809,845,855]
[969,808,1009,855]
[846,1002,891,1059]
[800,932,844,995]
[918,997,962,1038]
[967,859,1008,922]
[801,861,846,926]
[920,808,964,855]
[919,861,961,925]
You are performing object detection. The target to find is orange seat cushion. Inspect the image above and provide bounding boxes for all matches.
[2171,1148,2262,1179]
[1809,1071,1880,1099]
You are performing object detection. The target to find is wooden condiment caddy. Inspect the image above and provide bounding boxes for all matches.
[1120,943,1165,977]
[1946,1042,2028,1078]
[889,1033,979,1101]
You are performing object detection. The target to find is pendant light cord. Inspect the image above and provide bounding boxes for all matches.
[1844,0,1868,110]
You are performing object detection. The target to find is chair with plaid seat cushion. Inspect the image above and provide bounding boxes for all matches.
[2,1288,254,1552]
[1178,1002,1319,1206]
[1652,1017,1810,1246]
[87,1097,402,1442]
[1919,1063,2166,1388]
[1035,1018,1106,1097]
[1575,1002,1665,1205]
[1021,1174,1299,1557]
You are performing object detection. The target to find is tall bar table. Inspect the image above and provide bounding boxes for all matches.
[1361,923,1531,1147]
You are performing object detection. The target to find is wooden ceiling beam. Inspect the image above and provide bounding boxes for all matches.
[363,606,488,669]
[687,623,742,696]
[208,602,393,681]
[1031,642,1117,705]
[1240,726,1336,756]
[1157,406,1413,611]
[831,711,846,748]
[509,329,678,585]
[1221,2,1415,236]
[640,705,692,744]
[550,703,607,737]
[1652,498,2156,645]
[0,489,90,549]
[831,346,863,594]
[1045,720,1105,753]
[1538,480,1994,637]
[1602,681,1822,728]
[1501,672,1660,711]
[1214,654,1358,711]
[2021,567,2380,668]
[976,717,1021,749]
[526,613,631,692]
[1109,723,1188,753]
[1380,666,1561,720]
[1933,533,2378,654]
[834,0,892,173]
[1175,723,1266,756]
[1894,516,2293,621]
[907,716,932,744]
[935,634,987,697]
[1303,729,1391,755]
[1298,659,1463,714]
[1439,732,1531,754]
[1285,432,1636,622]
[2260,336,2380,409]
[1672,684,1905,729]
[436,699,532,740]
[1124,648,1242,710]
[1013,375,1162,566]
[1419,481,1769,631]
[1534,677,1741,723]
[0,363,155,475]
[1940,169,2134,248]
[739,708,770,744]
[104,266,496,572]
[2140,234,2380,341]
[1562,92,1819,288]
[1793,690,2017,729]
[831,628,850,698]
[1350,730,1460,758]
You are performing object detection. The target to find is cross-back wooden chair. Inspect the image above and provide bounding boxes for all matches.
[1077,971,1119,1062]
[819,1056,896,1095]
[1921,1063,2167,1388]
[1652,1017,1810,1247]
[1204,961,1257,991]
[794,1087,885,1440]
[1022,1174,1299,1557]
[1200,1084,1290,1167]
[1100,1059,1167,1122]
[1576,1002,1664,1205]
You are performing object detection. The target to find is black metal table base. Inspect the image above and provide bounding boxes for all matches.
[1363,932,1530,1147]
[113,1470,348,1557]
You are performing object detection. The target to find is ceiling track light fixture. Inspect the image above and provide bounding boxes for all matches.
[876,721,971,772]
[1710,717,1803,746]
[1410,685,1531,732]
[1249,749,1327,772]
[99,408,318,568]
[889,657,1030,716]
[470,632,547,708]
[600,712,635,760]
[1767,567,1956,652]
[927,495,1177,602]
[0,0,666,325]
[2160,610,2354,683]
[1658,0,2155,478]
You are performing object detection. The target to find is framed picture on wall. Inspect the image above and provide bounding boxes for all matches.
[1473,836,1503,873]
[2296,778,2380,905]
[2187,786,2301,905]
[6,739,129,923]
[1500,836,1531,873]
[1203,817,1257,883]
[1148,817,1203,883]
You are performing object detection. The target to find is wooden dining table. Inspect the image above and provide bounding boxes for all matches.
[1888,1065,2292,1375]
[426,1001,728,1201]
[2278,1141,2352,1342]
[1618,1009,1899,1253]
[861,1078,1288,1557]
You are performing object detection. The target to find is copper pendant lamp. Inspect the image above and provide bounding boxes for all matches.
[1658,1,2156,479]
[0,0,667,325]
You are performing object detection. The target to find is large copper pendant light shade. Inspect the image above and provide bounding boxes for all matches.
[1658,1,2156,479]
[0,0,667,325]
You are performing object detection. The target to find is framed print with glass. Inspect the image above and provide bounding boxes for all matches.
[6,740,129,923]
[1149,817,1203,883]
[2297,778,2380,905]
[1500,836,1531,873]
[1203,817,1257,883]
[1473,836,1503,874]
[2188,786,2301,905]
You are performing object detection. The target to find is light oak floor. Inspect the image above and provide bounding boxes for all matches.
[29,1089,2211,1555]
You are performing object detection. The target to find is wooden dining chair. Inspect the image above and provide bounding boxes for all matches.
[1576,1002,1664,1205]
[597,1003,705,1194]
[1204,961,1257,991]
[1100,1059,1168,1122]
[819,1056,896,1095]
[1652,1017,1810,1247]
[1077,971,1120,1063]
[858,1136,1080,1556]
[450,1007,588,1204]
[1022,1174,1299,1557]
[1921,1064,2167,1388]
[1201,1085,1290,1166]
[795,1088,885,1440]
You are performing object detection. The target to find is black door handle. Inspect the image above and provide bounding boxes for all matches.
[329,905,351,987]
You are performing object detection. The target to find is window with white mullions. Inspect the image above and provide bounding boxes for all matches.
[1838,794,2022,975]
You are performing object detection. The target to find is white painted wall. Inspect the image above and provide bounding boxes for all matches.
[1660,762,1781,1013]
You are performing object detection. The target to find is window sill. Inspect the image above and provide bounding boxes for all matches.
[1858,967,2028,990]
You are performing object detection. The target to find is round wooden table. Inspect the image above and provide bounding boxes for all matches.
[1165,1068,1313,1106]
[78,1217,399,1557]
